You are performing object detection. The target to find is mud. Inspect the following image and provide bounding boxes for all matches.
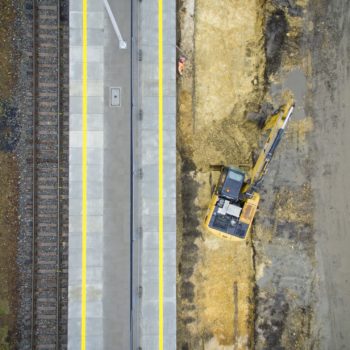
[253,0,320,348]
[307,0,350,348]
[265,9,289,77]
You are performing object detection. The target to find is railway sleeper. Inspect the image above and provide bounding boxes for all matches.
[36,146,58,152]
[35,261,58,269]
[36,170,59,176]
[37,120,59,126]
[36,306,56,318]
[36,202,59,209]
[37,297,57,303]
[35,337,58,346]
[37,345,57,350]
[37,178,58,183]
[38,33,56,40]
[37,42,57,49]
[36,209,59,216]
[36,146,59,154]
[35,281,58,290]
[37,224,58,230]
[37,179,58,185]
[37,260,57,267]
[40,93,57,99]
[36,64,58,71]
[38,82,57,88]
[36,162,59,169]
[35,292,58,300]
[36,236,60,244]
[37,306,57,314]
[37,101,58,108]
[33,324,58,335]
[37,206,57,215]
[36,206,59,213]
[37,61,58,69]
[35,218,58,225]
[37,182,59,188]
[36,239,58,245]
[36,231,59,238]
[37,269,59,275]
[38,5,57,10]
[36,90,59,97]
[38,14,59,20]
[37,48,58,56]
[37,111,59,117]
[37,23,60,31]
[37,177,58,184]
[36,231,61,238]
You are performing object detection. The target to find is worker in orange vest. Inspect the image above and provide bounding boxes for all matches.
[178,56,186,76]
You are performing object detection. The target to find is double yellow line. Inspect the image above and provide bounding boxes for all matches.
[80,0,164,349]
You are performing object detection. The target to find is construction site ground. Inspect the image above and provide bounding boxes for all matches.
[177,0,350,349]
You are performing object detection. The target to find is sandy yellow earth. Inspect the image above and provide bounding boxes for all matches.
[177,0,266,349]
[194,0,266,131]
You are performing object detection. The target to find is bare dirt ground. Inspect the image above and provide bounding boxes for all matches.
[177,0,273,348]
[252,1,318,349]
[0,1,20,348]
[254,0,350,348]
[177,0,350,349]
[0,154,19,349]
[177,0,266,348]
[308,0,350,348]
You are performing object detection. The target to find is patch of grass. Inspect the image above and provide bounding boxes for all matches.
[0,153,19,349]
[0,326,10,350]
[0,300,9,317]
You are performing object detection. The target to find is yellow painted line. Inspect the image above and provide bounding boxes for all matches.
[158,0,163,347]
[81,0,88,349]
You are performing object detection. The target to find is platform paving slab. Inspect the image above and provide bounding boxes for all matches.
[69,0,176,349]
[139,0,176,348]
[68,0,104,349]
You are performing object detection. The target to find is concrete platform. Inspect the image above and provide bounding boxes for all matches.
[68,0,176,349]
[138,0,176,349]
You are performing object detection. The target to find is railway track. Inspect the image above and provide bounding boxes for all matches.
[30,0,68,348]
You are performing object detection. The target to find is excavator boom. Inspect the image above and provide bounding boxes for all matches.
[246,101,294,191]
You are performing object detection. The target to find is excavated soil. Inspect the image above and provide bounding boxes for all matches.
[177,0,317,349]
[177,0,266,348]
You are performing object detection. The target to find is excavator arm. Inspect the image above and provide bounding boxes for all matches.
[243,100,295,195]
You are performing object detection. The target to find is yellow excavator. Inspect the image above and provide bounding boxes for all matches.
[204,100,295,241]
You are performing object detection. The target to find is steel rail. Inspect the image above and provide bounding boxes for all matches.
[56,0,62,348]
[31,0,37,347]
[30,1,62,348]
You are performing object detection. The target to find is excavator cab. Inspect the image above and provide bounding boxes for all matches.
[204,100,294,241]
[216,167,245,201]
[205,166,259,240]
